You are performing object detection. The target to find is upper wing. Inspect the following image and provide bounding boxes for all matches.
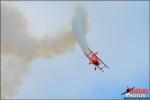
[88,48,94,54]
[88,48,96,58]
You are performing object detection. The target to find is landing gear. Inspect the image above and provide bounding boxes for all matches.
[94,67,96,70]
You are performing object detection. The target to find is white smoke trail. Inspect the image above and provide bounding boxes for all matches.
[72,5,91,56]
[1,55,29,98]
[1,3,88,99]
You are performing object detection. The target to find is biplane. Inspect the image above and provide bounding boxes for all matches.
[84,48,109,72]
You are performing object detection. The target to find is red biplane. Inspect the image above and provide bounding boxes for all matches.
[84,48,109,72]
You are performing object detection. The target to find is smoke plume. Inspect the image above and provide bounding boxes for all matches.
[72,5,91,56]
[1,3,88,99]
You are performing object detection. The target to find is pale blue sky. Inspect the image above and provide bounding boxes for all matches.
[6,1,149,99]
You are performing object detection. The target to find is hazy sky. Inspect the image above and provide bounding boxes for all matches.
[4,1,149,99]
